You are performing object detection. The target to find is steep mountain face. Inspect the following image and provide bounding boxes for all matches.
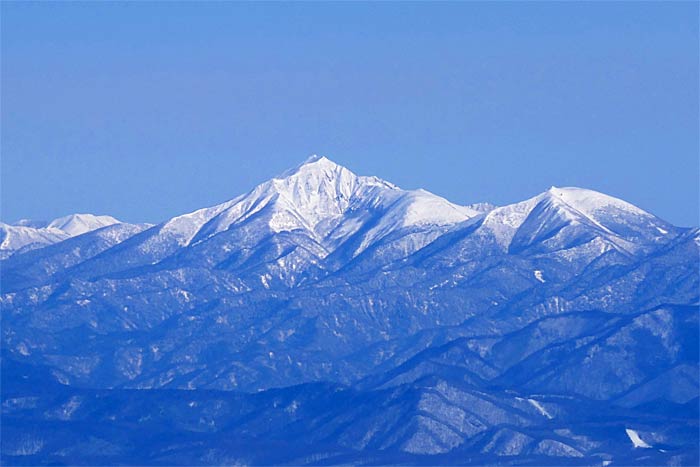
[1,157,697,466]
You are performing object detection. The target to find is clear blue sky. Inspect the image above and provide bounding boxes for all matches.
[2,2,698,226]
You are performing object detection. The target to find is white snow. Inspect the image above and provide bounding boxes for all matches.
[177,290,192,302]
[528,398,553,419]
[481,195,541,248]
[17,343,30,356]
[178,155,479,260]
[47,214,120,236]
[474,184,670,259]
[625,428,652,448]
[395,189,478,228]
[191,155,394,242]
[3,157,671,289]
[0,223,69,252]
[1,213,121,255]
[158,200,238,247]
[533,270,545,283]
[546,186,648,218]
[285,400,299,414]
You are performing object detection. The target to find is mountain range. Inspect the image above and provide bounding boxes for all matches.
[1,156,698,466]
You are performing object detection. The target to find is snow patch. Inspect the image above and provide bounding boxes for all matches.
[533,270,545,283]
[625,428,652,448]
[286,400,299,414]
[528,398,553,419]
[17,343,30,356]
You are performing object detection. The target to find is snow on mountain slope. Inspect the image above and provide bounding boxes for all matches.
[0,214,123,259]
[508,191,632,256]
[1,222,151,291]
[11,219,49,228]
[1,156,698,466]
[191,155,478,248]
[139,201,238,253]
[546,186,674,241]
[4,158,683,297]
[0,223,69,258]
[477,186,675,255]
[64,156,479,282]
[129,157,479,289]
[548,186,649,219]
[183,155,396,247]
[46,214,120,236]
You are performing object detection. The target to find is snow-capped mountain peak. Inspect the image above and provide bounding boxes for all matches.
[0,213,121,258]
[0,222,69,258]
[278,154,353,178]
[269,155,478,227]
[273,155,398,201]
[541,186,674,242]
[479,186,674,253]
[544,186,649,219]
[269,155,393,220]
[189,156,476,247]
[47,213,121,236]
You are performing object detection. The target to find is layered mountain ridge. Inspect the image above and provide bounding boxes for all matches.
[1,156,697,466]
[0,213,126,259]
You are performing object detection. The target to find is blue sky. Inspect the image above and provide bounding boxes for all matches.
[2,2,698,226]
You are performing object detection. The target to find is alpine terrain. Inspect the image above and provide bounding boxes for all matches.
[1,156,698,466]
